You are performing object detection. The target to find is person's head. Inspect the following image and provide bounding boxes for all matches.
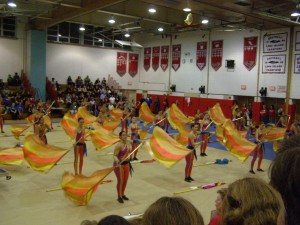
[98,215,130,225]
[191,123,199,132]
[78,117,84,125]
[259,122,265,129]
[131,117,136,123]
[119,131,127,141]
[222,177,283,225]
[142,196,204,225]
[215,188,227,214]
[81,220,97,225]
[269,135,300,225]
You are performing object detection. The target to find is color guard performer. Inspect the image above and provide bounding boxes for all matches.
[129,117,140,161]
[74,117,86,175]
[200,114,210,156]
[34,117,50,144]
[0,105,5,133]
[185,123,199,182]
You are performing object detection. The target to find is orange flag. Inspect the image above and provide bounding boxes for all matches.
[222,119,257,162]
[23,133,70,172]
[0,147,24,165]
[174,123,191,146]
[262,127,286,142]
[209,103,227,126]
[110,108,123,119]
[90,129,120,151]
[139,102,155,125]
[143,126,191,168]
[62,167,114,206]
[102,117,121,131]
[25,114,52,128]
[77,107,97,124]
[11,124,30,140]
[168,104,193,129]
[25,114,35,124]
[60,112,79,140]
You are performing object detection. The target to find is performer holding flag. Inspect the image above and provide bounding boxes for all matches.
[74,117,87,175]
[200,113,211,156]
[0,105,5,133]
[185,123,199,182]
[34,117,50,144]
[129,117,140,161]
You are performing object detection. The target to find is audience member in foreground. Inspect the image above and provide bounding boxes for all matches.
[269,135,300,225]
[221,177,284,225]
[208,188,227,225]
[98,215,130,225]
[142,196,204,225]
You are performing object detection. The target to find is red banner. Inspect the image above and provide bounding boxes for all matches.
[129,53,139,77]
[160,46,169,71]
[144,47,151,71]
[244,37,257,71]
[211,40,223,71]
[172,44,181,71]
[116,52,127,76]
[152,46,160,71]
[196,42,207,71]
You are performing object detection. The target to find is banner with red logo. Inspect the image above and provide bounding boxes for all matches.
[116,52,127,76]
[172,44,181,71]
[160,45,169,71]
[211,40,223,71]
[144,47,151,71]
[129,53,139,77]
[244,36,257,71]
[152,46,160,71]
[196,42,207,71]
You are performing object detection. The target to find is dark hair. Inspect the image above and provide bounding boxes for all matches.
[269,135,300,225]
[119,130,125,137]
[98,215,130,225]
[78,117,84,122]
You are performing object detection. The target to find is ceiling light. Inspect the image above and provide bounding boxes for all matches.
[108,18,116,24]
[291,11,300,17]
[58,34,62,37]
[79,25,85,31]
[148,8,156,13]
[7,0,17,7]
[202,18,209,24]
[183,8,191,12]
[98,38,102,42]
[158,27,164,32]
[124,33,130,38]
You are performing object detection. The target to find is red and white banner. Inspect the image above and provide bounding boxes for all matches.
[211,40,223,71]
[160,46,169,71]
[116,52,127,76]
[129,53,139,77]
[244,37,257,71]
[196,42,207,71]
[144,48,151,71]
[152,46,160,71]
[172,44,181,71]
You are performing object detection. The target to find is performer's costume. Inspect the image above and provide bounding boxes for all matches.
[121,114,128,134]
[185,136,197,181]
[37,124,48,144]
[250,132,264,172]
[0,108,4,133]
[130,124,140,159]
[200,121,210,156]
[74,130,86,175]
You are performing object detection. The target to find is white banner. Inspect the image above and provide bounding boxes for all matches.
[294,54,300,73]
[262,55,286,74]
[263,33,287,53]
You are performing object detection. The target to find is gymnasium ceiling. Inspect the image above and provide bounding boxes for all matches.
[1,0,300,37]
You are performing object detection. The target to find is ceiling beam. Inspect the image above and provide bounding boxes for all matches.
[30,0,127,30]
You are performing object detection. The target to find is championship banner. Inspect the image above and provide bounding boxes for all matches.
[144,47,151,71]
[152,46,160,71]
[129,53,139,77]
[263,33,288,53]
[160,46,169,71]
[172,44,181,71]
[116,52,127,76]
[211,40,223,71]
[244,37,257,71]
[196,42,207,71]
[262,55,286,74]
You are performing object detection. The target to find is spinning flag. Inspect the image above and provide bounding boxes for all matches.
[139,102,155,125]
[90,129,120,151]
[110,108,123,119]
[62,167,114,206]
[60,112,79,140]
[102,117,121,131]
[144,126,191,168]
[168,103,193,129]
[26,114,52,128]
[11,124,30,140]
[77,107,97,124]
[209,103,227,126]
[262,127,286,142]
[174,123,191,146]
[0,147,24,165]
[23,133,69,172]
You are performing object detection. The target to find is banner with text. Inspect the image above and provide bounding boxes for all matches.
[196,42,207,71]
[160,46,169,71]
[172,44,181,71]
[116,52,127,77]
[263,33,287,53]
[294,54,300,73]
[211,40,223,71]
[262,55,286,74]
[144,48,151,71]
[152,46,160,71]
[129,53,139,77]
[244,36,257,71]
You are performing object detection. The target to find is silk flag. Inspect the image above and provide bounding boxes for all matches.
[174,123,191,146]
[129,53,139,77]
[92,122,114,135]
[139,102,155,125]
[262,127,286,142]
[25,114,35,124]
[144,126,191,168]
[144,47,151,71]
[244,36,257,71]
[209,103,227,126]
[172,44,181,71]
[117,52,127,76]
[0,147,24,165]
[26,114,52,128]
[77,107,97,124]
[110,108,123,119]
[160,45,169,71]
[90,130,120,151]
[152,46,160,71]
[62,167,114,206]
[168,103,192,129]
[60,112,79,140]
[23,133,69,172]
[222,119,257,162]
[102,117,121,131]
[196,42,207,70]
[211,40,223,71]
[11,124,30,140]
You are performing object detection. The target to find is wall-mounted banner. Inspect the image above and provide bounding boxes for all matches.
[160,46,169,71]
[263,33,288,53]
[244,37,257,71]
[295,31,300,51]
[129,53,139,77]
[152,46,160,71]
[294,54,300,73]
[262,55,286,74]
[211,40,223,71]
[196,42,207,71]
[172,44,181,71]
[144,48,151,71]
[116,52,127,77]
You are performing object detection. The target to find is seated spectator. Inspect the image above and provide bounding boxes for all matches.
[76,76,84,86]
[98,215,130,225]
[55,81,60,92]
[0,79,4,89]
[7,74,13,85]
[80,220,97,225]
[269,135,300,225]
[94,78,100,85]
[142,196,204,225]
[84,75,91,85]
[70,102,77,115]
[222,177,284,225]
[67,76,73,85]
[10,102,19,120]
[208,188,227,225]
[51,77,55,85]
